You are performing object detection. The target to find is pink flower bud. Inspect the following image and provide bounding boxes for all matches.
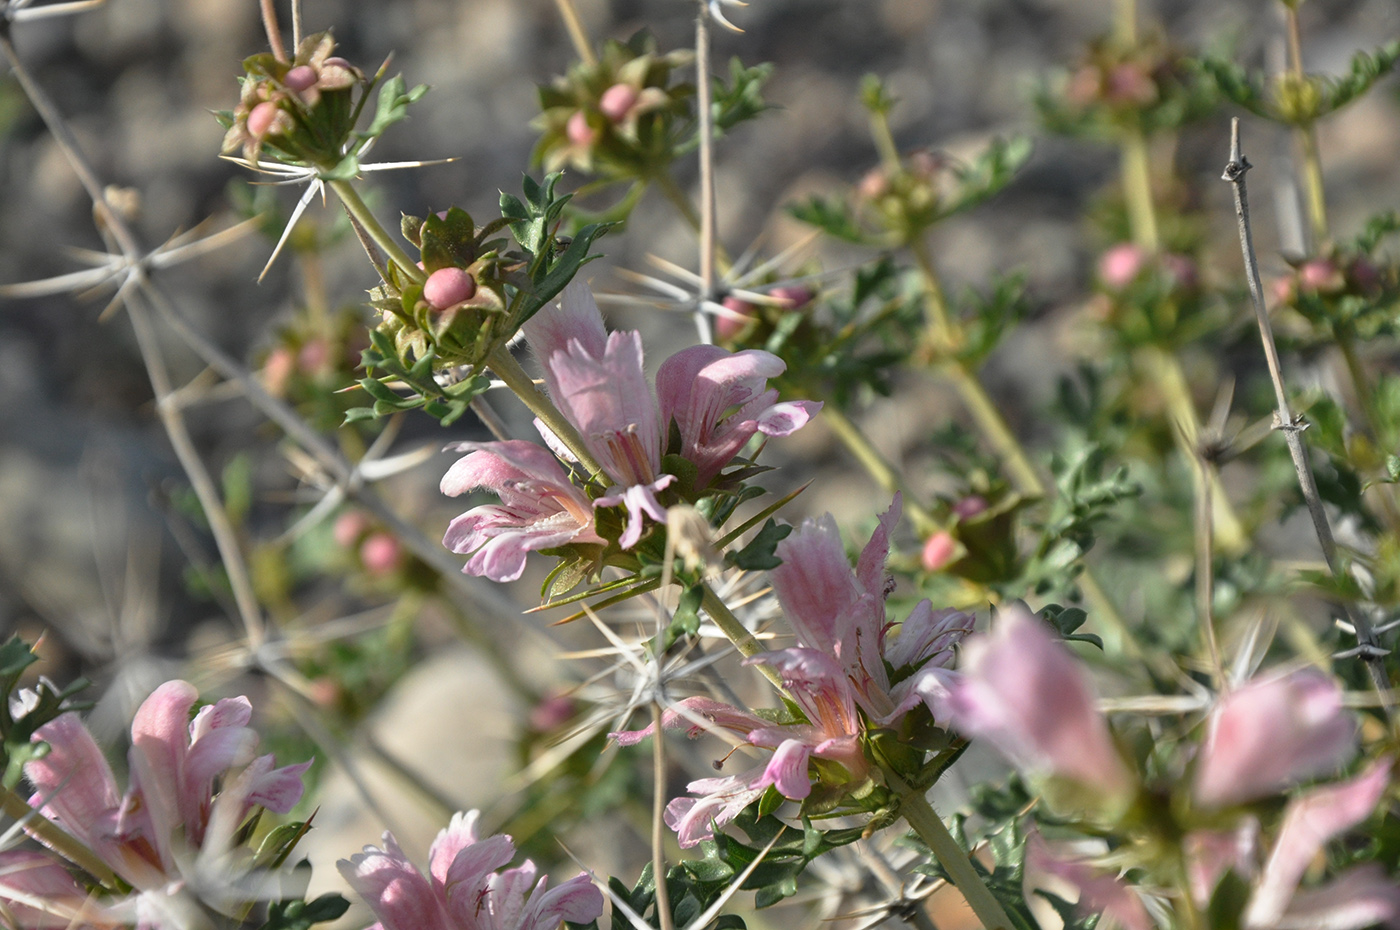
[1065,64,1104,106]
[1099,243,1146,290]
[1193,668,1355,809]
[769,286,814,310]
[247,100,290,140]
[334,511,369,548]
[906,149,943,180]
[951,495,988,520]
[423,267,477,310]
[297,337,330,375]
[921,531,958,572]
[359,533,402,576]
[566,110,596,148]
[1161,253,1198,290]
[529,692,578,732]
[716,295,755,341]
[857,167,889,201]
[284,65,318,94]
[1105,62,1156,106]
[1298,258,1343,294]
[599,83,640,123]
[262,346,295,396]
[1271,275,1296,306]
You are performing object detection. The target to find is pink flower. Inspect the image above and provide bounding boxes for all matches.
[338,810,603,930]
[947,607,1135,804]
[1244,758,1393,929]
[523,281,673,548]
[770,496,970,725]
[1023,831,1153,930]
[655,344,820,488]
[1193,669,1356,809]
[0,849,117,928]
[441,440,603,582]
[17,681,309,911]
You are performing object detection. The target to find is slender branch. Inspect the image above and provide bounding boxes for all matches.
[694,0,717,345]
[551,0,597,68]
[819,406,937,534]
[484,345,606,478]
[1284,4,1327,247]
[894,784,1013,930]
[943,363,1045,499]
[1192,451,1225,687]
[259,0,287,63]
[650,702,675,930]
[327,179,426,285]
[1222,117,1391,701]
[0,34,267,647]
[0,787,119,887]
[1120,127,1160,253]
[698,583,784,691]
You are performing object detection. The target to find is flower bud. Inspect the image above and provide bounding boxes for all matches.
[247,100,292,140]
[529,692,578,732]
[951,495,988,520]
[262,346,295,396]
[769,286,814,310]
[1298,258,1343,294]
[1105,62,1157,106]
[1160,253,1198,291]
[857,167,889,201]
[284,65,318,94]
[599,83,640,123]
[359,533,402,576]
[566,110,596,148]
[1098,243,1146,290]
[297,338,330,375]
[334,511,369,548]
[716,295,755,342]
[920,531,957,572]
[423,267,477,311]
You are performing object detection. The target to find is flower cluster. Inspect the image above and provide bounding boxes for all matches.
[612,496,972,847]
[947,609,1398,930]
[0,681,310,928]
[337,810,603,930]
[441,280,820,582]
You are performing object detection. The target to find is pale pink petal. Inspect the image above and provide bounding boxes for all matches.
[129,680,200,843]
[855,495,901,597]
[770,513,868,657]
[428,810,483,889]
[755,400,821,437]
[242,754,311,813]
[519,872,604,929]
[746,648,860,738]
[26,713,122,849]
[887,666,959,728]
[338,834,454,930]
[595,475,674,549]
[521,279,608,381]
[0,850,99,928]
[1245,757,1392,928]
[1183,819,1259,906]
[442,833,516,926]
[478,862,537,930]
[1269,864,1400,930]
[1194,669,1356,809]
[1024,832,1152,930]
[188,696,252,742]
[885,604,973,671]
[183,724,259,791]
[608,696,770,746]
[663,774,766,848]
[948,608,1134,801]
[754,739,813,800]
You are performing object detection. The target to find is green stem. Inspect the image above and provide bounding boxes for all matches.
[896,786,1014,930]
[551,0,597,68]
[1137,346,1248,553]
[485,345,606,479]
[869,103,902,175]
[699,583,783,689]
[1296,125,1328,247]
[820,406,938,534]
[910,238,954,343]
[651,703,675,930]
[1112,0,1137,45]
[944,363,1045,499]
[328,179,425,285]
[1121,127,1160,253]
[0,786,119,887]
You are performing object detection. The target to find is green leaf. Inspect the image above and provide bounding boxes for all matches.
[358,75,430,142]
[258,892,350,930]
[726,519,792,571]
[788,195,868,243]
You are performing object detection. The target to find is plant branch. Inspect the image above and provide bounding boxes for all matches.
[1120,127,1160,253]
[551,0,597,68]
[698,583,783,690]
[484,345,606,479]
[819,405,938,534]
[894,783,1013,930]
[1222,117,1391,701]
[1284,3,1327,247]
[694,0,717,344]
[327,179,426,285]
[260,0,287,63]
[650,702,675,930]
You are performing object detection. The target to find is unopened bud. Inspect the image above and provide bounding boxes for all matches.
[599,83,640,123]
[1160,253,1198,291]
[951,495,988,520]
[247,100,291,139]
[284,65,318,94]
[1098,243,1146,290]
[263,346,295,396]
[424,267,477,310]
[921,531,958,572]
[716,295,755,341]
[769,285,814,310]
[857,167,889,201]
[566,110,596,148]
[334,511,369,548]
[360,533,402,576]
[1298,259,1343,294]
[298,338,330,375]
